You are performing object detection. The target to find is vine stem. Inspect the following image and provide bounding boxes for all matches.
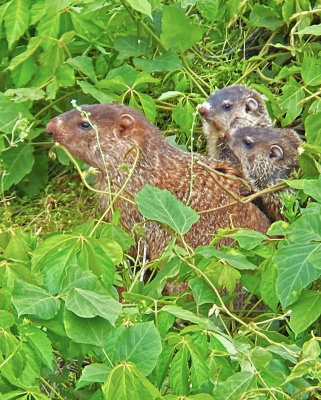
[175,253,299,359]
[39,377,65,400]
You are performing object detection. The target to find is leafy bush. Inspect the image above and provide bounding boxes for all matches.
[1,0,321,399]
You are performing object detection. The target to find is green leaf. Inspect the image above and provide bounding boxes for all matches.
[213,371,255,400]
[136,92,156,123]
[169,346,189,395]
[66,55,97,83]
[1,143,34,191]
[77,363,111,389]
[64,309,113,346]
[227,229,266,250]
[99,224,135,251]
[4,0,30,50]
[135,184,199,235]
[278,76,305,126]
[189,277,216,305]
[5,87,46,102]
[65,288,121,325]
[134,50,182,72]
[302,177,321,202]
[250,4,282,30]
[8,36,43,70]
[275,243,321,309]
[115,36,152,59]
[0,311,15,329]
[205,261,240,294]
[126,0,151,17]
[260,261,278,311]
[11,280,60,320]
[10,56,36,87]
[196,246,257,270]
[56,64,75,88]
[172,100,196,135]
[197,0,219,21]
[160,5,204,53]
[102,362,160,400]
[21,325,54,370]
[289,290,321,335]
[77,80,113,104]
[286,213,321,243]
[305,112,321,145]
[301,55,321,86]
[19,152,49,197]
[189,342,209,390]
[296,24,321,35]
[113,322,162,376]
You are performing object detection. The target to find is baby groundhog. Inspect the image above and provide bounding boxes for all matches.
[198,85,272,163]
[46,104,270,259]
[225,126,302,221]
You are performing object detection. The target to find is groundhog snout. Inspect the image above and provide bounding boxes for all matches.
[46,116,63,136]
[198,102,210,116]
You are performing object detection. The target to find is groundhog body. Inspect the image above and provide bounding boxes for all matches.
[46,104,270,259]
[225,126,302,221]
[198,85,272,163]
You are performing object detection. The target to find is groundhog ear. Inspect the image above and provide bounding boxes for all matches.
[269,145,283,161]
[119,114,135,130]
[246,97,258,112]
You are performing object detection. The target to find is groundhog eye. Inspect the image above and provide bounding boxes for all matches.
[242,139,253,148]
[79,121,91,130]
[222,103,231,111]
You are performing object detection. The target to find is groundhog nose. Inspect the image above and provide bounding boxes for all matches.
[46,116,62,135]
[198,103,210,116]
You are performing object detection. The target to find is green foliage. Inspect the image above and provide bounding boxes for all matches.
[1,0,321,399]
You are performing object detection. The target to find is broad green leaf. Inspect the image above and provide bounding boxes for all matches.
[102,362,160,400]
[1,143,34,191]
[3,230,31,262]
[189,342,209,390]
[205,261,240,294]
[31,234,79,294]
[250,4,282,30]
[0,310,15,329]
[162,305,221,332]
[126,0,151,17]
[113,322,162,376]
[213,371,256,400]
[278,76,305,126]
[4,0,30,50]
[301,55,321,86]
[135,185,199,235]
[302,177,321,203]
[11,57,36,87]
[136,92,156,123]
[289,290,321,335]
[197,0,219,21]
[77,363,111,389]
[5,87,46,102]
[45,0,74,14]
[160,5,204,53]
[260,261,278,311]
[19,152,49,197]
[282,0,295,26]
[56,64,75,88]
[189,277,216,305]
[172,100,196,135]
[77,80,113,104]
[36,13,60,46]
[134,50,182,73]
[275,243,321,309]
[305,112,321,145]
[65,288,121,324]
[66,55,97,83]
[64,309,113,346]
[8,36,43,70]
[21,325,54,370]
[250,347,273,371]
[60,264,106,294]
[227,229,266,250]
[296,24,321,35]
[11,280,60,319]
[158,91,183,101]
[169,346,189,395]
[286,213,321,243]
[196,246,257,270]
[99,224,135,251]
[115,36,152,59]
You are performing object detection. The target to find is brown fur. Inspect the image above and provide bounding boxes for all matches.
[198,85,272,163]
[46,104,270,259]
[225,126,302,221]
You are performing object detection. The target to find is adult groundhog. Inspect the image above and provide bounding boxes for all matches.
[46,104,270,259]
[225,126,302,221]
[198,85,272,163]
